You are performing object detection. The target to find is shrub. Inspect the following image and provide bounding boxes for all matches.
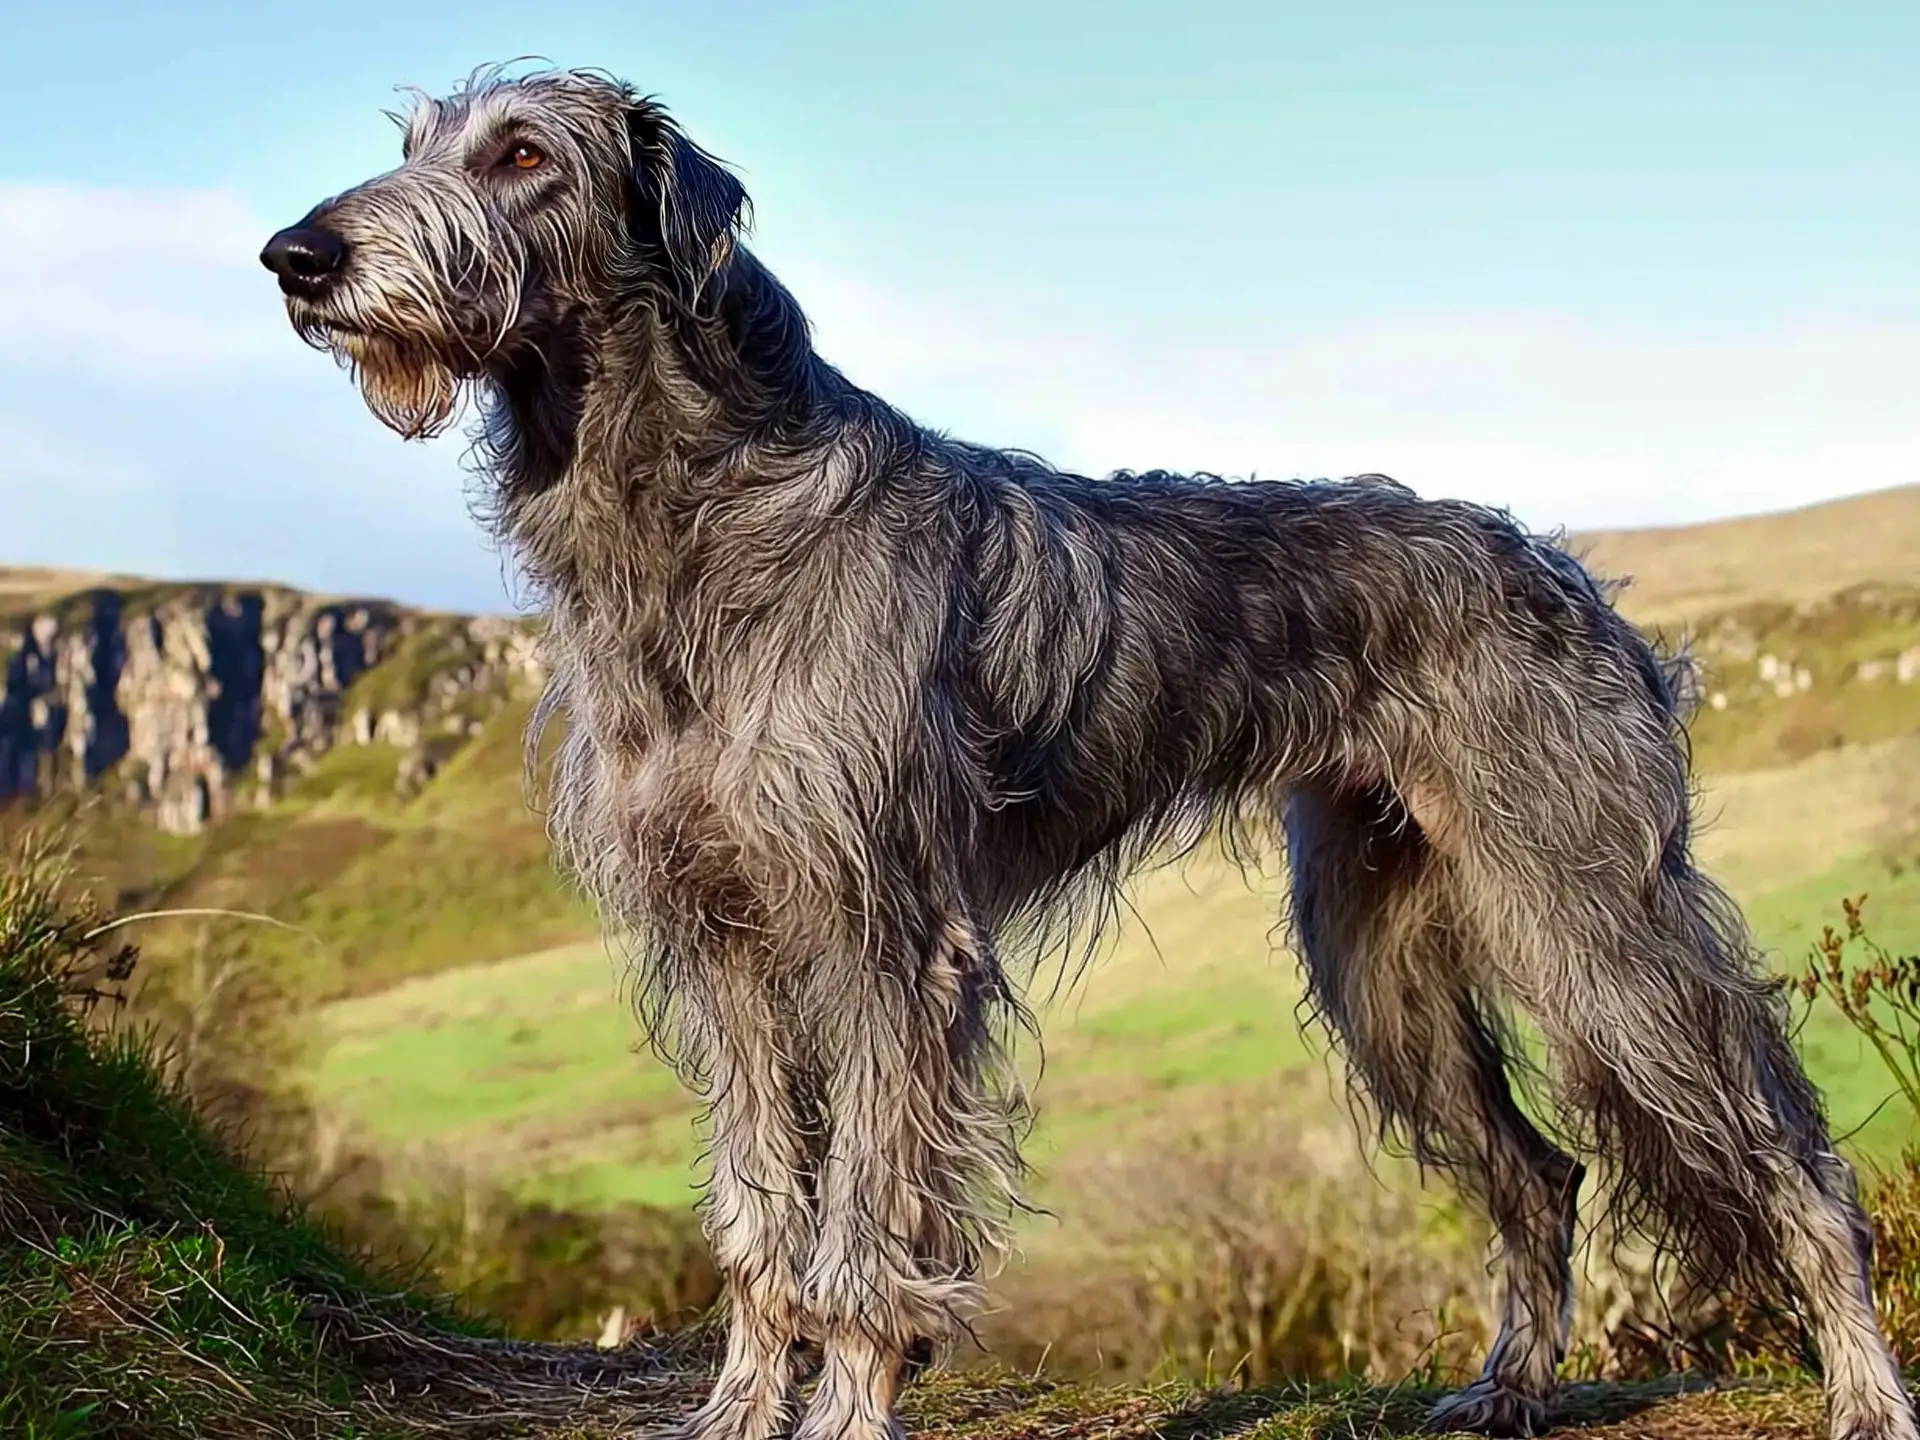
[1797,895,1920,1363]
[979,1102,1496,1386]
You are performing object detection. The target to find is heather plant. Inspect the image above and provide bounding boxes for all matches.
[1796,895,1920,1363]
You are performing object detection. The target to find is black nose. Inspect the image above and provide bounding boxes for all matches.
[260,225,348,291]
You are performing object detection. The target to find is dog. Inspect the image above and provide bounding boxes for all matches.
[261,66,1916,1440]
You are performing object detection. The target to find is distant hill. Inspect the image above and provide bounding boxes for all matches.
[0,575,537,833]
[11,477,1919,628]
[1571,483,1920,625]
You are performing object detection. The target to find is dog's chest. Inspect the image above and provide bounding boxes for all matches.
[566,663,834,914]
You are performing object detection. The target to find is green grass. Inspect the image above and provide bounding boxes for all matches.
[898,1369,1829,1440]
[9,842,1849,1439]
[1749,860,1920,1162]
[30,693,599,1007]
[307,805,1920,1219]
[1681,585,1920,770]
[342,618,498,718]
[0,840,452,1437]
[320,939,699,1207]
[0,845,730,1438]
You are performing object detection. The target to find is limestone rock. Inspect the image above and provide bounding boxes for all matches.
[0,580,544,833]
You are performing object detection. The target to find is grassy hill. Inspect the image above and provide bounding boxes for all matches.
[0,849,1878,1439]
[12,481,1920,1413]
[1573,483,1920,626]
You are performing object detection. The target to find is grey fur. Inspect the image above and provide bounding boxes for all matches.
[261,66,1917,1440]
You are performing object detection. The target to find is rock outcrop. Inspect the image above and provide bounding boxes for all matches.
[0,581,540,833]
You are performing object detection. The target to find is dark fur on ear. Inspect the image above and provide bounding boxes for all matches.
[628,103,749,305]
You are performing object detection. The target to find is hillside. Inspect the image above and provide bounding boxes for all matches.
[1574,483,1920,626]
[0,851,1865,1438]
[9,481,1920,1414]
[23,841,1920,1437]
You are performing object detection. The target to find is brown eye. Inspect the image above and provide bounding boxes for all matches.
[508,143,544,170]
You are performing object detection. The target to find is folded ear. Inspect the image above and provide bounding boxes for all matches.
[628,107,748,304]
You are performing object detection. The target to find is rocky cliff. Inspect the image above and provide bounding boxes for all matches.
[15,560,1920,838]
[0,579,541,833]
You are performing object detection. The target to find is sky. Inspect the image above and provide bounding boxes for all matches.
[3,0,1918,614]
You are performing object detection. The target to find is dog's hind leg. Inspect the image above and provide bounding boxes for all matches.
[1287,781,1583,1439]
[663,960,817,1440]
[1449,756,1916,1440]
[791,909,1024,1440]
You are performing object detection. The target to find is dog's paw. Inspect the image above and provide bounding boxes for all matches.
[1832,1407,1920,1440]
[791,1410,904,1440]
[653,1386,794,1440]
[1427,1379,1551,1437]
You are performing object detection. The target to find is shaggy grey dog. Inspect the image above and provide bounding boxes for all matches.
[260,67,1915,1440]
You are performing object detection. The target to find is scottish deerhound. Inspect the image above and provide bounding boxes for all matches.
[261,67,1914,1440]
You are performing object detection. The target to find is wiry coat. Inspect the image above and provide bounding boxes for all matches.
[262,68,1917,1440]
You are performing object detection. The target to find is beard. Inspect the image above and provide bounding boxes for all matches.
[288,291,486,443]
[336,330,465,441]
[283,264,550,443]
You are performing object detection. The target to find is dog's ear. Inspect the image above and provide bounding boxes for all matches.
[628,105,748,303]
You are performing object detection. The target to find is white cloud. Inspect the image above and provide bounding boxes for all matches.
[0,185,293,372]
[782,259,1920,531]
[3,182,1916,612]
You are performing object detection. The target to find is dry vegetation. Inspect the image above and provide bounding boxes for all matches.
[1572,484,1920,627]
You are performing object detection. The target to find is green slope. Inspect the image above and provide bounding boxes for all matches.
[309,757,1920,1215]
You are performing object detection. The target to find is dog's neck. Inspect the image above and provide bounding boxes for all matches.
[488,252,808,476]
[483,245,843,621]
[481,313,595,500]
[641,247,825,432]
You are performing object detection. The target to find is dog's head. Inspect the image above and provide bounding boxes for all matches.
[260,67,748,440]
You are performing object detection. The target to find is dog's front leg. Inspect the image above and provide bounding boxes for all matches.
[662,959,816,1440]
[793,909,1025,1440]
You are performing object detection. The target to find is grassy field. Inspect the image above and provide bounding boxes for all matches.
[15,849,1882,1439]
[311,733,1920,1217]
[32,691,599,1003]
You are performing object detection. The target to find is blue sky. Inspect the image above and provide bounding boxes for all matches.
[4,1,1917,613]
